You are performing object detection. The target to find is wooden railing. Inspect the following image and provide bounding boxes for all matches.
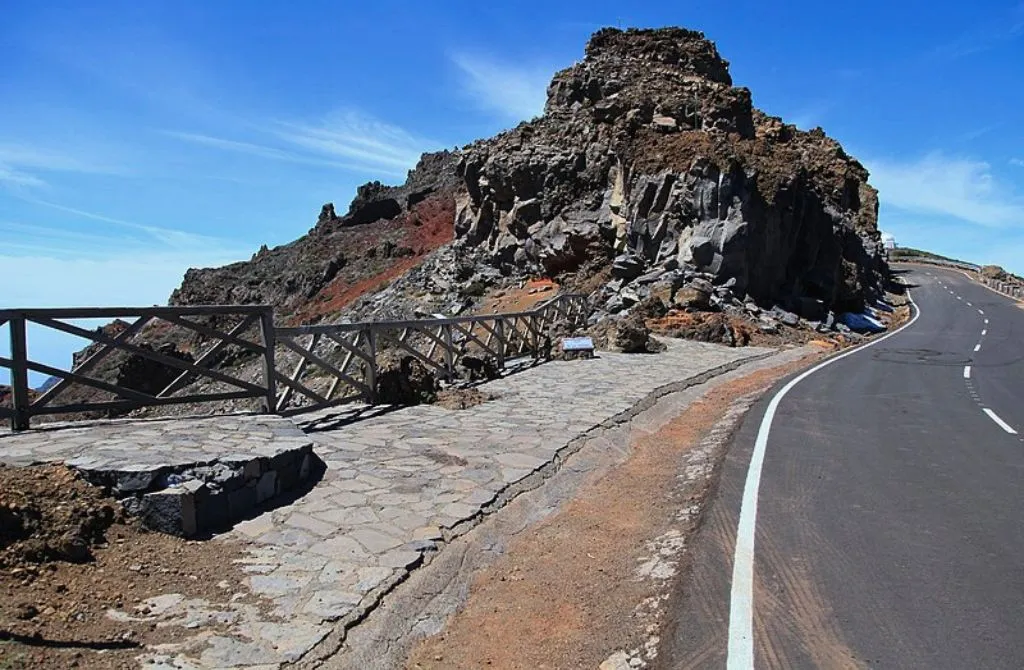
[2,293,590,430]
[1,306,276,431]
[272,292,589,411]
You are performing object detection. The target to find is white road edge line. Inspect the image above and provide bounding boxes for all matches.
[726,287,921,669]
[974,344,982,352]
[964,366,972,379]
[983,408,1018,435]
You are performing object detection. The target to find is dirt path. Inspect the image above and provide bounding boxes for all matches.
[405,353,822,670]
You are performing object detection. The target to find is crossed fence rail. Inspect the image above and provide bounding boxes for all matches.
[1,293,588,431]
[273,293,588,411]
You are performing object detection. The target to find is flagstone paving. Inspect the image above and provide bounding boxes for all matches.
[1,340,773,668]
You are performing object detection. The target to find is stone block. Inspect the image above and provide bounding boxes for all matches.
[243,458,264,481]
[228,486,257,518]
[255,470,278,504]
[111,465,160,494]
[198,491,229,532]
[138,488,185,535]
[278,462,300,492]
[270,450,295,471]
[180,480,207,537]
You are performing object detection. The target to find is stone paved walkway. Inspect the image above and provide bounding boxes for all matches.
[0,340,773,668]
[147,340,769,668]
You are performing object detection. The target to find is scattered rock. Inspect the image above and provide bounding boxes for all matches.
[589,312,662,353]
[673,284,712,310]
[457,355,501,382]
[649,312,751,347]
[771,308,801,327]
[376,350,438,405]
[611,254,646,280]
[15,603,39,620]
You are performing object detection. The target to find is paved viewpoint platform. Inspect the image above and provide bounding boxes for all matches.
[0,340,772,668]
[0,415,317,537]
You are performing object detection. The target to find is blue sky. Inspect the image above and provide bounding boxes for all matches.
[2,0,1024,376]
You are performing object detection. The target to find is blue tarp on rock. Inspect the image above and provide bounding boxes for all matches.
[873,299,895,313]
[839,311,887,333]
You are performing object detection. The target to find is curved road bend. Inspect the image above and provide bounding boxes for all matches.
[660,265,1024,669]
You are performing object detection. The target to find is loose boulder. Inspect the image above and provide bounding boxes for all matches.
[376,350,437,405]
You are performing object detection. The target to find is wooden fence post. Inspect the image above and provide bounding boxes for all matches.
[9,316,30,431]
[259,310,277,413]
[366,328,377,404]
[495,320,505,369]
[530,315,539,358]
[443,324,454,377]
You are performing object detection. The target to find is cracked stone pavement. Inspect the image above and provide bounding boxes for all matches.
[1,340,773,668]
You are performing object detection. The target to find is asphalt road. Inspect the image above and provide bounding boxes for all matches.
[660,265,1024,669]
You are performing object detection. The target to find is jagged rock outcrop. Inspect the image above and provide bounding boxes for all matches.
[169,152,461,324]
[156,26,886,355]
[449,27,884,321]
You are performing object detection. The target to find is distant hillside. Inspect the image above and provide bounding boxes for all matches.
[888,247,973,267]
[890,248,1023,285]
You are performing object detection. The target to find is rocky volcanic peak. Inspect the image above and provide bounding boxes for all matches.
[172,26,885,333]
[546,26,747,136]
[451,27,884,322]
[42,26,896,424]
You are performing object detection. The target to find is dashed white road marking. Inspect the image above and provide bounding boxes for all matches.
[983,408,1018,435]
[957,296,963,301]
[982,329,987,336]
[726,289,921,669]
[979,309,985,315]
[967,302,973,306]
[984,318,989,324]
[974,344,982,352]
[964,366,972,379]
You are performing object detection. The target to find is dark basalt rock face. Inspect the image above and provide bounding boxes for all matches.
[167,26,883,339]
[449,27,884,320]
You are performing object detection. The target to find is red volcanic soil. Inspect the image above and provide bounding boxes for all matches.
[289,195,455,324]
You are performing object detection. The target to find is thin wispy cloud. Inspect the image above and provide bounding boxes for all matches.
[929,3,1024,61]
[276,111,435,174]
[0,251,244,307]
[0,164,46,189]
[450,52,551,122]
[1011,158,1024,168]
[867,152,1024,228]
[10,194,237,252]
[166,111,436,179]
[162,130,387,175]
[0,144,125,190]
